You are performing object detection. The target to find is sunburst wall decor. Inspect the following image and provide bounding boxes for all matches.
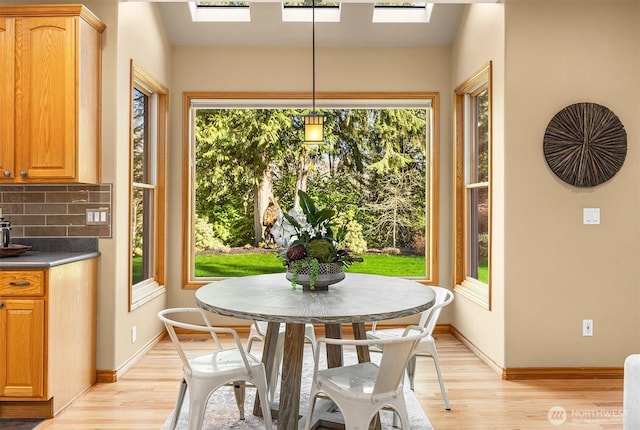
[543,102,627,187]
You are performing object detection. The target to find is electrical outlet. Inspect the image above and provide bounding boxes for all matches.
[131,326,137,343]
[582,319,593,337]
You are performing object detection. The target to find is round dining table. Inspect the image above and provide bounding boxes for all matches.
[195,272,436,429]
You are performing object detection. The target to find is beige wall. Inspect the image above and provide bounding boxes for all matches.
[450,3,506,368]
[165,46,455,325]
[8,0,639,374]
[502,1,640,368]
[109,1,172,371]
[79,0,172,371]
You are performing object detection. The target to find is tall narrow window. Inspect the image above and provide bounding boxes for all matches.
[129,62,168,310]
[454,63,491,309]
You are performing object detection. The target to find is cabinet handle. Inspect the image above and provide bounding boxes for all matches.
[20,171,27,178]
[9,281,31,287]
[3,170,9,177]
[0,302,3,309]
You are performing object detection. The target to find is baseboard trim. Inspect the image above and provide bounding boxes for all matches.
[95,330,166,383]
[449,325,624,380]
[502,367,624,380]
[95,370,117,383]
[449,325,504,375]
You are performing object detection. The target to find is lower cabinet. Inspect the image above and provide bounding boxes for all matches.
[0,299,45,398]
[0,258,98,418]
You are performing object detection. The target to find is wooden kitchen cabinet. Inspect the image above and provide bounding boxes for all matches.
[0,5,105,183]
[0,259,98,418]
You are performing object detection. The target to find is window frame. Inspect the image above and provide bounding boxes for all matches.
[129,61,169,311]
[181,92,439,289]
[453,62,492,310]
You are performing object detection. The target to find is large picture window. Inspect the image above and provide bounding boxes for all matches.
[129,62,168,310]
[454,63,492,309]
[182,93,438,288]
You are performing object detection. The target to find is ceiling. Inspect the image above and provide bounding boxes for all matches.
[151,2,477,48]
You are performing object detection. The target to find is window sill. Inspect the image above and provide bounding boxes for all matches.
[454,278,490,310]
[131,280,165,311]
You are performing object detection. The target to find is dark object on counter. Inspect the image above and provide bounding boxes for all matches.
[0,243,32,257]
[0,219,11,247]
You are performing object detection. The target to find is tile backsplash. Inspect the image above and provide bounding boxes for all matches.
[0,184,112,238]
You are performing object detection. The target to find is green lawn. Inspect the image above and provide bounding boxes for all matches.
[134,252,487,280]
[193,252,426,278]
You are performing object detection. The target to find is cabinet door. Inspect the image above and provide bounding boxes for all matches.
[0,17,15,180]
[0,299,45,398]
[14,16,76,181]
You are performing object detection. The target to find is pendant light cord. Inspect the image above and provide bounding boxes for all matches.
[312,0,316,113]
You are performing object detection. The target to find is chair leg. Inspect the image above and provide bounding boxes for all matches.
[267,334,285,401]
[431,349,451,410]
[252,371,274,430]
[186,385,208,430]
[233,381,246,420]
[304,392,319,430]
[406,355,417,391]
[395,405,411,429]
[169,378,188,430]
[305,325,317,358]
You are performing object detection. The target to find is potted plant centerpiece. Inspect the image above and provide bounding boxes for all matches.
[271,190,362,291]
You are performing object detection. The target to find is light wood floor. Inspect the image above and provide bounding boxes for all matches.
[37,332,623,430]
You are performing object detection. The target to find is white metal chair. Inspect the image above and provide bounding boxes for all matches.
[158,308,273,430]
[624,354,640,430]
[367,286,454,410]
[247,320,317,400]
[304,327,428,430]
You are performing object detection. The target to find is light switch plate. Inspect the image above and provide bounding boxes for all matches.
[86,208,110,225]
[583,208,600,225]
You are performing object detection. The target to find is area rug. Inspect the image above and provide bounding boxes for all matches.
[0,419,43,430]
[161,347,434,429]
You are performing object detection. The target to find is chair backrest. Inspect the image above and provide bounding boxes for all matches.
[373,327,427,398]
[158,307,252,374]
[417,286,454,335]
[315,326,427,400]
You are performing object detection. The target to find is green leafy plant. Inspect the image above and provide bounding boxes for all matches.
[271,190,362,289]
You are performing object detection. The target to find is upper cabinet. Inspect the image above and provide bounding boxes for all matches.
[0,5,105,184]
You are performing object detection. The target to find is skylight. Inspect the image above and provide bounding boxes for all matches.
[188,1,435,24]
[190,1,251,22]
[282,2,341,23]
[373,2,433,23]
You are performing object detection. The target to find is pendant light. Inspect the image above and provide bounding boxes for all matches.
[303,0,324,145]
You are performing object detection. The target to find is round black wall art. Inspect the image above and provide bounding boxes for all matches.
[543,102,627,187]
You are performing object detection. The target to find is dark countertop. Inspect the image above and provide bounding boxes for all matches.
[0,237,100,269]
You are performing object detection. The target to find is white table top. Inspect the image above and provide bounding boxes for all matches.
[195,273,435,324]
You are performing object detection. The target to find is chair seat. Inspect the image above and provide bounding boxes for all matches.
[190,350,262,375]
[317,362,380,396]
